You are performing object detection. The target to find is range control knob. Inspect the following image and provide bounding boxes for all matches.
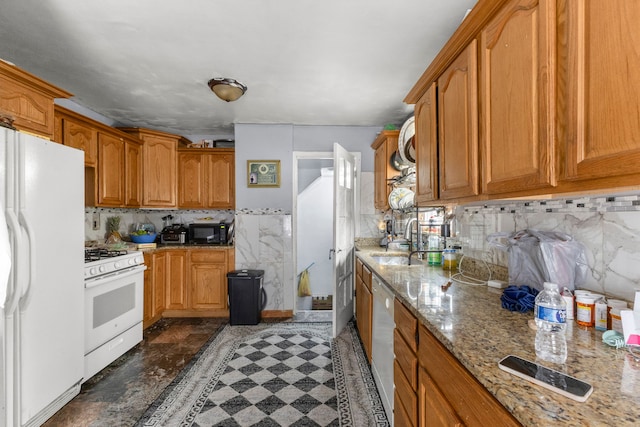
[99,265,106,273]
[114,261,121,269]
[89,267,97,276]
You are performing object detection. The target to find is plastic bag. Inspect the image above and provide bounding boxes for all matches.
[298,269,312,297]
[488,229,588,291]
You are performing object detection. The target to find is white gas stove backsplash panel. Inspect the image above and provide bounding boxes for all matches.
[455,192,640,303]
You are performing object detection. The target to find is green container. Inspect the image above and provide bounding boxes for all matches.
[427,251,442,265]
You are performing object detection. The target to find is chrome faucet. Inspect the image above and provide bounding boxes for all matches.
[404,217,417,240]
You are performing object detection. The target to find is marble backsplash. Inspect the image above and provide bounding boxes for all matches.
[453,192,640,303]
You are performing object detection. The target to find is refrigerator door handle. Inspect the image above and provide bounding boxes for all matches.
[18,210,35,310]
[4,209,21,314]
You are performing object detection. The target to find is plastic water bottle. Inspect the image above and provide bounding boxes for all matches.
[534,282,567,364]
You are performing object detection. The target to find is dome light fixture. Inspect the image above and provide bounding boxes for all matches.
[207,77,247,102]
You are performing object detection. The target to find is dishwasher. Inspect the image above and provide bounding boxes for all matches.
[371,275,395,423]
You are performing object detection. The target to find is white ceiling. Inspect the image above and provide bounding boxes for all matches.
[0,0,476,136]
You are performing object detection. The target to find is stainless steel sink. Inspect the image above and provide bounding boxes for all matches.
[370,255,411,265]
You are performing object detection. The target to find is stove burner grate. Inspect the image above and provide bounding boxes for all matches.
[85,248,129,263]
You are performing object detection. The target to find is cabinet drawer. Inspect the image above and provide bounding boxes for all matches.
[394,360,417,423]
[394,299,418,353]
[419,325,519,426]
[190,250,226,263]
[362,265,372,291]
[394,329,417,390]
[394,387,416,427]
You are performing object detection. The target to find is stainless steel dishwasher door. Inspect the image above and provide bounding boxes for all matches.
[371,275,395,423]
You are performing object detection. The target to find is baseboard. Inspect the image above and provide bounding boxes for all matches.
[261,310,293,318]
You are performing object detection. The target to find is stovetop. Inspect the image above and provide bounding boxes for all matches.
[85,248,129,263]
[84,248,144,280]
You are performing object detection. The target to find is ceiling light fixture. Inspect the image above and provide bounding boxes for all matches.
[207,77,247,102]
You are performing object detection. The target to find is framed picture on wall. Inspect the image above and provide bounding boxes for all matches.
[247,160,281,187]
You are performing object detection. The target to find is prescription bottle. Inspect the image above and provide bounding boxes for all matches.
[576,294,598,327]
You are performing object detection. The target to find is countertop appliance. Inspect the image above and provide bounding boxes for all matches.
[0,128,85,426]
[189,221,232,245]
[371,275,395,423]
[160,224,187,244]
[84,248,145,382]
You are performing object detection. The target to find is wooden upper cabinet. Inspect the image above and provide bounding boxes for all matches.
[120,128,188,208]
[178,152,206,208]
[0,61,71,139]
[54,106,98,166]
[97,132,125,206]
[437,40,479,201]
[480,0,556,196]
[414,82,438,203]
[65,118,98,167]
[372,130,400,210]
[558,0,640,190]
[124,139,143,207]
[206,151,235,208]
[178,149,235,209]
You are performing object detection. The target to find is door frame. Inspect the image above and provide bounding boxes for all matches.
[292,150,361,316]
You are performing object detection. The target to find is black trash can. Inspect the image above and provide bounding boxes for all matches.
[227,269,266,325]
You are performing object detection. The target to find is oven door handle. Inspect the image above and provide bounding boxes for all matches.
[85,264,147,289]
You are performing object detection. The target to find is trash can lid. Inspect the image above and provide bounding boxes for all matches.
[227,269,264,278]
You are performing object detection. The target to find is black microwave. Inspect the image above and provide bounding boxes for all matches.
[188,222,230,245]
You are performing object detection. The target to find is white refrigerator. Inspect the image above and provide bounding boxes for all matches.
[0,128,84,426]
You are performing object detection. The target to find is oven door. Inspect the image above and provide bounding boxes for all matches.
[84,265,146,354]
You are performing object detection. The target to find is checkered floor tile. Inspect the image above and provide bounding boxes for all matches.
[194,333,338,426]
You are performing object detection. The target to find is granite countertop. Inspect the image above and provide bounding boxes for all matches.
[356,245,640,426]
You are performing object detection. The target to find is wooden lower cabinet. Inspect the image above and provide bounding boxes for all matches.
[419,367,463,427]
[165,250,188,310]
[143,252,166,328]
[143,248,234,328]
[190,250,228,310]
[394,299,418,426]
[418,325,520,426]
[355,260,372,362]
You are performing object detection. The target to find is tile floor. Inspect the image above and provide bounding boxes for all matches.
[43,318,227,427]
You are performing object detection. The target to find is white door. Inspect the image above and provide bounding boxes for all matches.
[331,143,356,338]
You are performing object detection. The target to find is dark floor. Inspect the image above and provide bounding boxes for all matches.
[44,318,228,427]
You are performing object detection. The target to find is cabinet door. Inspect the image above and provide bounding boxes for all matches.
[559,1,640,188]
[480,0,555,196]
[415,82,438,203]
[372,130,399,210]
[355,277,372,362]
[418,367,463,427]
[97,132,124,207]
[206,152,235,208]
[190,252,227,310]
[165,250,188,310]
[124,139,142,207]
[142,136,177,207]
[64,118,98,167]
[437,40,479,200]
[178,152,205,208]
[373,143,389,210]
[144,253,165,328]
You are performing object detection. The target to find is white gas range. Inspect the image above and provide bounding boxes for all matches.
[83,248,146,382]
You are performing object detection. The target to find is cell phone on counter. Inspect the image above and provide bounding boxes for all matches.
[498,355,593,402]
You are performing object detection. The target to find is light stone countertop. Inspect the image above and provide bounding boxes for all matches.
[356,246,640,426]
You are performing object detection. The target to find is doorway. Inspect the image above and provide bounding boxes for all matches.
[292,150,360,325]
